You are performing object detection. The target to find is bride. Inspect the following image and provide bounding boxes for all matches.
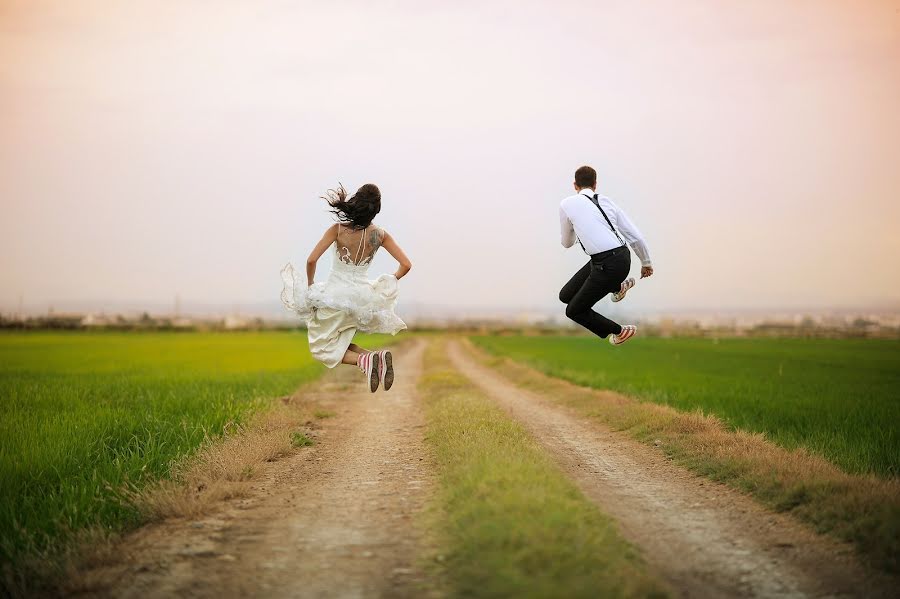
[281,183,412,392]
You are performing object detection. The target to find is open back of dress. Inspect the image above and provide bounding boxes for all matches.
[335,224,384,267]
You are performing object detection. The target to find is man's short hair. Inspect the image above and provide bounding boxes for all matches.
[574,166,597,188]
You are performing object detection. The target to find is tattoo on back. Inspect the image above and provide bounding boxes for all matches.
[368,228,383,250]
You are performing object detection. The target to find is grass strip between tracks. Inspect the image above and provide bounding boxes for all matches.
[465,339,900,576]
[419,339,667,599]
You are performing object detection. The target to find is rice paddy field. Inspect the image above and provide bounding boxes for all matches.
[5,329,899,593]
[0,331,345,569]
[471,336,900,478]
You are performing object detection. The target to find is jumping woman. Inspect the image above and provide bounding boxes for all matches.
[281,183,412,391]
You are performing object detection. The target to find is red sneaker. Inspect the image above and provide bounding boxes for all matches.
[609,325,637,346]
[611,277,635,303]
[361,351,380,392]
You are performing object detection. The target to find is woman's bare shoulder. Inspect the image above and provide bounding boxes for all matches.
[369,224,386,246]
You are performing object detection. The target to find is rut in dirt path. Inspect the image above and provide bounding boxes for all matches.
[447,339,895,599]
[81,340,434,599]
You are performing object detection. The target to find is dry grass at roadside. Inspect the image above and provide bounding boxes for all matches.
[463,339,900,575]
[133,395,318,520]
[420,339,667,598]
[4,393,322,598]
[35,395,317,598]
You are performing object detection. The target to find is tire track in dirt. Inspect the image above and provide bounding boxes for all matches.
[447,339,894,599]
[77,339,434,599]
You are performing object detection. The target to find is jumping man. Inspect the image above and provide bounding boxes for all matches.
[558,165,653,345]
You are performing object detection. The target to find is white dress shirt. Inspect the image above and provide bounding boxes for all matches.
[560,189,652,267]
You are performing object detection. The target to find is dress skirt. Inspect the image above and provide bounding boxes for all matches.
[280,261,406,368]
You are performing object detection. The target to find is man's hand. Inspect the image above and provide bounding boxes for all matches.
[640,265,654,279]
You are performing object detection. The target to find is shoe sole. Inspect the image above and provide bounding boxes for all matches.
[611,278,635,303]
[382,351,394,391]
[368,352,380,393]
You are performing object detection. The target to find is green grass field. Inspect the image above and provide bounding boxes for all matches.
[471,336,900,477]
[0,331,339,570]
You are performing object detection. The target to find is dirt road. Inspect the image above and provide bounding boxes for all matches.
[78,340,433,599]
[447,339,894,599]
[71,337,895,598]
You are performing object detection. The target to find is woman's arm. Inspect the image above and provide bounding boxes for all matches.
[381,232,412,280]
[306,224,339,286]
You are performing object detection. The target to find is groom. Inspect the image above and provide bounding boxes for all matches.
[559,165,653,345]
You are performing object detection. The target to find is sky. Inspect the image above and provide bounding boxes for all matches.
[1,0,899,317]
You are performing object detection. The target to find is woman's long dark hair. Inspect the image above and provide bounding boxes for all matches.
[323,183,381,229]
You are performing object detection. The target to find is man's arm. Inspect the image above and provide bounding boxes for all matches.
[611,201,654,278]
[560,205,576,248]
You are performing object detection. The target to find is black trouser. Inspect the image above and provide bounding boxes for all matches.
[559,246,630,338]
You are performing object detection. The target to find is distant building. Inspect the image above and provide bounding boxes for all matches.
[81,313,114,327]
[223,315,250,330]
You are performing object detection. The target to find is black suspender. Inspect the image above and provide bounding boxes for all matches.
[582,193,625,247]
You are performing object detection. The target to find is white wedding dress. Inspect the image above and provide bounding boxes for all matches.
[281,225,406,367]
